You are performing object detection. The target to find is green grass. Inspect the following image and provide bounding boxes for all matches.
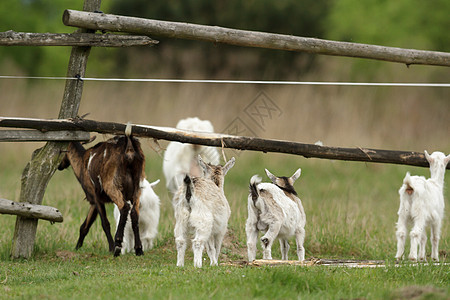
[0,147,449,299]
[0,255,448,299]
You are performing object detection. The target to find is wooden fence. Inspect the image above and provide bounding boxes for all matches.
[0,0,448,259]
[1,117,445,170]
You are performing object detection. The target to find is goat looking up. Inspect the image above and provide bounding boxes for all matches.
[163,117,220,195]
[246,168,306,262]
[395,150,450,262]
[173,156,235,267]
[58,123,145,256]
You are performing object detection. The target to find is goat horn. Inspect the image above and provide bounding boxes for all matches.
[82,135,97,145]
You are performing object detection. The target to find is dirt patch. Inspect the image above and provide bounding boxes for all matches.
[389,285,447,300]
[438,250,447,260]
[54,250,95,261]
[221,228,248,262]
[55,250,78,260]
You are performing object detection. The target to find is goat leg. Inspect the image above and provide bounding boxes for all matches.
[130,205,143,256]
[246,224,258,262]
[430,221,441,262]
[260,222,282,260]
[96,203,115,252]
[279,239,290,260]
[114,202,130,257]
[295,227,306,261]
[76,205,98,250]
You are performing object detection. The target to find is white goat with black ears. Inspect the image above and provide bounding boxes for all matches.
[173,155,235,268]
[163,117,220,195]
[395,150,450,262]
[246,168,306,262]
[114,178,160,254]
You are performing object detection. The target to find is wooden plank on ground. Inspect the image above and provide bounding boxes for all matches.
[0,198,63,223]
[221,259,449,268]
[0,130,90,142]
[247,258,384,267]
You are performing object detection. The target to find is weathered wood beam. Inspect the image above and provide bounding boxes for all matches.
[63,9,450,67]
[0,31,158,47]
[0,117,445,170]
[0,199,63,223]
[0,130,90,142]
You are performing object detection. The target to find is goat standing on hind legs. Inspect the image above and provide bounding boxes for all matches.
[395,150,450,262]
[58,123,146,256]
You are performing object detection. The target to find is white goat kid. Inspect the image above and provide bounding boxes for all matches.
[163,117,220,195]
[395,150,450,262]
[114,179,161,254]
[246,168,306,262]
[173,156,235,268]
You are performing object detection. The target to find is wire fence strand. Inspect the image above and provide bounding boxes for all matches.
[0,75,449,87]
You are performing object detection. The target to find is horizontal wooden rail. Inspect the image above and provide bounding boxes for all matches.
[0,116,445,170]
[62,9,450,67]
[0,198,63,223]
[0,30,158,47]
[0,130,90,142]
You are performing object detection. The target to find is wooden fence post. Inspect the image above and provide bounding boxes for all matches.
[10,0,102,259]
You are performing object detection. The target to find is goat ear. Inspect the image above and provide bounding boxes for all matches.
[265,169,277,183]
[290,168,302,182]
[197,155,209,173]
[223,157,235,175]
[424,150,433,164]
[445,154,450,165]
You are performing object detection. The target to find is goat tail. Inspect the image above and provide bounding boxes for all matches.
[249,175,261,203]
[184,175,192,203]
[125,122,133,137]
[124,122,135,161]
[401,172,415,196]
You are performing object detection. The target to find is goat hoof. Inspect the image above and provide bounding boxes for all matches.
[135,248,144,256]
[114,246,122,257]
[261,237,269,247]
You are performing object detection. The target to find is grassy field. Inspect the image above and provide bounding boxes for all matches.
[0,77,449,299]
[0,147,449,299]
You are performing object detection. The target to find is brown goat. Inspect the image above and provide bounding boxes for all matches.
[58,124,145,256]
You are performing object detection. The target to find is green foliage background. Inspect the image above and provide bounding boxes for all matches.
[0,0,448,78]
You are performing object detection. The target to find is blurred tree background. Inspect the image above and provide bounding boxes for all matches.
[0,0,84,75]
[0,0,448,78]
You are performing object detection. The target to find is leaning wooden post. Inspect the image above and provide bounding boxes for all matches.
[10,0,101,259]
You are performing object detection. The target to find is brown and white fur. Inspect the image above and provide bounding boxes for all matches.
[58,124,145,256]
[173,156,235,267]
[246,168,306,262]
